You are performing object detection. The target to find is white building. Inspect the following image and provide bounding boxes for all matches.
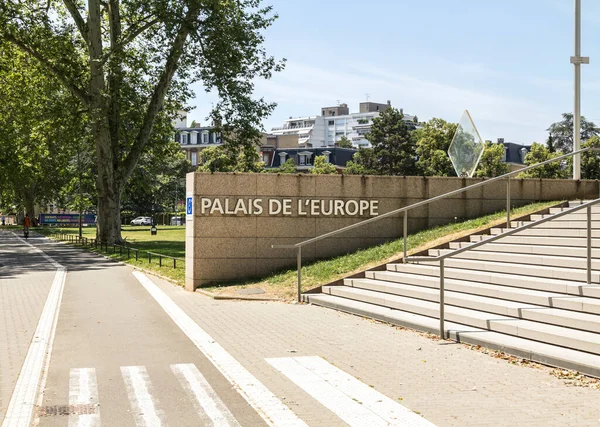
[270,101,419,148]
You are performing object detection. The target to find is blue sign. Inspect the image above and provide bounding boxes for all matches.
[186,197,193,215]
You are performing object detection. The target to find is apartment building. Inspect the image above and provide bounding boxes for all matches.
[270,101,419,148]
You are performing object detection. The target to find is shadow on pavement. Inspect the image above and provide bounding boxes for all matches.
[0,232,128,280]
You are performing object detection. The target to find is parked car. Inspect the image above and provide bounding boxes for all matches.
[130,216,152,226]
[170,216,184,226]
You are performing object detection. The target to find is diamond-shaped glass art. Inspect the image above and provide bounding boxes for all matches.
[448,110,485,177]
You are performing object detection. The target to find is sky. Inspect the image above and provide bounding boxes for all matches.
[189,0,600,145]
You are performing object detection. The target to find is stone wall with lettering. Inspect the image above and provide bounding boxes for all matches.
[185,172,598,290]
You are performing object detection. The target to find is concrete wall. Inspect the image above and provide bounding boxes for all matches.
[185,173,599,290]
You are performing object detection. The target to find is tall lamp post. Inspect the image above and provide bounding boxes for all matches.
[572,0,589,180]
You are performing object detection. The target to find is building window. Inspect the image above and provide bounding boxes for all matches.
[298,151,312,166]
[328,120,334,126]
[202,133,209,144]
[279,152,288,164]
[322,151,331,163]
[502,146,507,162]
[191,151,198,166]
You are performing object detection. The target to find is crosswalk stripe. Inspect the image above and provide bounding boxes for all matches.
[171,364,241,427]
[68,368,100,427]
[266,356,435,427]
[120,366,165,427]
[133,271,307,427]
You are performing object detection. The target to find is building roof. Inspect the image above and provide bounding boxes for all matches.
[503,142,531,164]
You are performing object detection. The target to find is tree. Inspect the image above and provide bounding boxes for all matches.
[0,43,83,216]
[546,134,555,153]
[518,142,569,179]
[195,145,265,173]
[1,0,284,243]
[337,136,353,149]
[547,113,599,153]
[475,142,509,177]
[415,118,458,176]
[122,141,191,217]
[581,136,600,180]
[277,159,297,174]
[344,148,377,175]
[310,156,337,174]
[367,107,418,175]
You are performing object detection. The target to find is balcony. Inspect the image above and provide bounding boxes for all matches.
[271,124,314,131]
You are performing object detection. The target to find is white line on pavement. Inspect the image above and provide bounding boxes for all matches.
[266,356,435,427]
[121,366,165,427]
[69,368,100,427]
[171,363,241,427]
[3,234,66,427]
[133,271,307,427]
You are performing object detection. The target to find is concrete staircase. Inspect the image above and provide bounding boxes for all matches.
[304,201,600,377]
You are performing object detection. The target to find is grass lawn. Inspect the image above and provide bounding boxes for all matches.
[7,200,560,298]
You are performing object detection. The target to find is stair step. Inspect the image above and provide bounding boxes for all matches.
[428,248,600,271]
[340,278,600,332]
[450,241,600,257]
[363,271,600,315]
[319,286,600,354]
[303,294,600,378]
[469,234,600,247]
[398,257,599,283]
[386,262,600,299]
[489,227,600,238]
[509,220,600,229]
[530,213,600,221]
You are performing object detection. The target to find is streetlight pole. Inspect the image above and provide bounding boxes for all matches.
[572,0,589,180]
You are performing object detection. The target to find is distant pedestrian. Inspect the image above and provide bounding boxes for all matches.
[1,214,4,226]
[23,214,31,239]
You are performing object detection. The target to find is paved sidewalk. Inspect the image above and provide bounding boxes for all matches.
[3,232,600,426]
[0,232,56,422]
[156,276,600,427]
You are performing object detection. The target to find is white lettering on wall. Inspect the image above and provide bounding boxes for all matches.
[197,198,379,217]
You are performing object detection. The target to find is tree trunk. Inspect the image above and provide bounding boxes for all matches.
[95,127,123,244]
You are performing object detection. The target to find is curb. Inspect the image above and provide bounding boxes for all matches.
[194,288,282,302]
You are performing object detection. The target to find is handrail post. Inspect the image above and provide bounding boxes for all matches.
[588,206,592,284]
[440,259,445,339]
[403,211,408,263]
[297,247,302,303]
[506,176,511,228]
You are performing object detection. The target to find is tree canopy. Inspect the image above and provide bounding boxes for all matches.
[310,156,337,174]
[336,136,353,149]
[475,142,508,178]
[415,118,458,176]
[0,0,283,243]
[366,107,418,176]
[547,113,599,153]
[0,42,83,215]
[518,142,569,179]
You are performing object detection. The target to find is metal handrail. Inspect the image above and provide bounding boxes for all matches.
[272,147,600,302]
[408,197,599,338]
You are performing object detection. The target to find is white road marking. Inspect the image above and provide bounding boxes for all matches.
[121,366,165,427]
[68,368,100,427]
[171,363,241,427]
[133,271,307,427]
[3,234,66,427]
[266,356,435,427]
